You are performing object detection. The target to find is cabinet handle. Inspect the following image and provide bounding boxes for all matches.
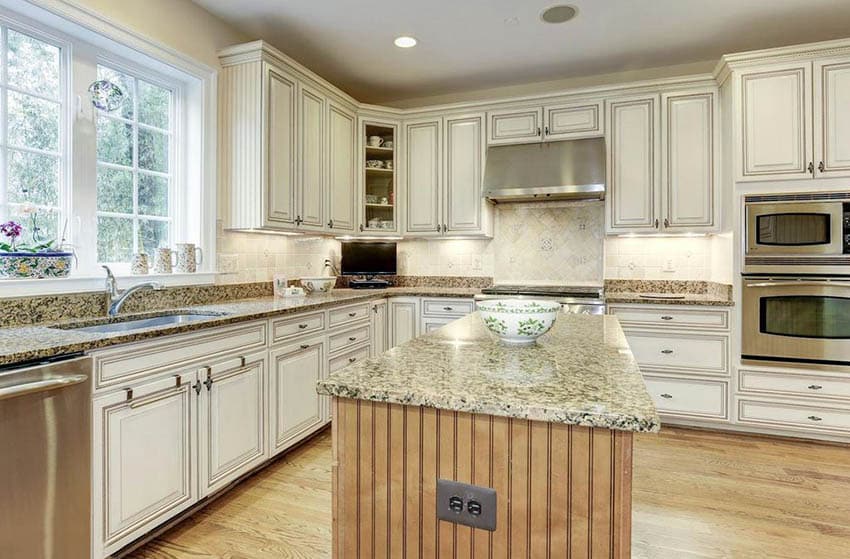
[661,349,674,354]
[193,381,202,395]
[654,218,659,228]
[359,224,364,232]
[537,127,541,136]
[807,385,823,391]
[348,357,357,363]
[295,215,303,226]
[664,218,670,228]
[443,306,454,311]
[298,323,309,329]
[660,315,674,321]
[348,312,357,317]
[808,162,814,174]
[128,375,184,409]
[436,225,441,233]
[204,376,213,391]
[807,415,823,422]
[544,125,550,136]
[300,343,311,350]
[660,393,673,399]
[373,305,378,313]
[818,161,825,173]
[349,336,357,341]
[327,220,334,229]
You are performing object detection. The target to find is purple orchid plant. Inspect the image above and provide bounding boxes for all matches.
[0,208,57,253]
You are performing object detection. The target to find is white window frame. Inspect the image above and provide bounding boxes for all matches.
[0,0,217,296]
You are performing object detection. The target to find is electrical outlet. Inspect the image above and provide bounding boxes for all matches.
[436,479,497,531]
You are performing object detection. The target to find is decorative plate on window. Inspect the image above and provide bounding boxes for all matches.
[88,79,125,112]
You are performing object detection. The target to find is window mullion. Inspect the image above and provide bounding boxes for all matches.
[0,26,7,214]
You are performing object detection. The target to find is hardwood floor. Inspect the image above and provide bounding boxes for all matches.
[132,426,850,559]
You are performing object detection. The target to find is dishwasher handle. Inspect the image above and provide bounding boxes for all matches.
[0,374,88,401]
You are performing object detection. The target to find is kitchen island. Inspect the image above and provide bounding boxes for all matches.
[317,312,659,558]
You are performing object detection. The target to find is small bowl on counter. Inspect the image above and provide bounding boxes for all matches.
[300,276,336,294]
[477,299,560,345]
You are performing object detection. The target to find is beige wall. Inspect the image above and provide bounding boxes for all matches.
[72,0,249,68]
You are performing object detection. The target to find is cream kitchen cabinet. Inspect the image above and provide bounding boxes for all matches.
[297,82,327,231]
[486,100,603,145]
[371,299,388,356]
[326,100,357,232]
[735,57,850,181]
[388,297,420,348]
[197,351,268,497]
[607,89,718,234]
[404,113,491,237]
[92,370,198,559]
[269,337,327,455]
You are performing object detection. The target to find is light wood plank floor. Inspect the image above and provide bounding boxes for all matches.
[132,426,850,559]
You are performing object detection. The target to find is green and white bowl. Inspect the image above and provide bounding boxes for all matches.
[477,299,560,345]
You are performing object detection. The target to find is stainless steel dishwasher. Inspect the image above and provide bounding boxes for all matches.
[0,355,91,559]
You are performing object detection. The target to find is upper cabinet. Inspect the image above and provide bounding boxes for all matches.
[404,112,492,237]
[487,100,604,145]
[359,118,400,234]
[733,55,850,181]
[218,43,357,234]
[607,88,718,234]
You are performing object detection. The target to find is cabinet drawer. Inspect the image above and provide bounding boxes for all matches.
[329,343,371,374]
[625,330,729,375]
[271,311,325,343]
[644,375,728,419]
[421,298,474,317]
[737,398,850,433]
[93,321,267,390]
[328,303,370,329]
[610,305,728,330]
[739,369,850,400]
[329,324,371,355]
[422,317,456,333]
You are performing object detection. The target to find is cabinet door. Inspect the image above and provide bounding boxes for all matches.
[298,83,326,230]
[444,113,485,233]
[661,90,717,231]
[269,338,326,455]
[405,118,442,234]
[93,371,197,557]
[739,63,812,181]
[327,101,357,231]
[371,300,388,356]
[487,107,544,145]
[265,64,297,225]
[814,58,850,178]
[199,353,267,497]
[544,100,603,140]
[606,95,660,232]
[388,297,420,348]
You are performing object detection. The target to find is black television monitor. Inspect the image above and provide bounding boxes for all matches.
[341,242,397,276]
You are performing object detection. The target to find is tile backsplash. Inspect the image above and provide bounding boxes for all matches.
[604,233,732,283]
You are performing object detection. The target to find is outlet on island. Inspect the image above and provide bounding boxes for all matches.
[436,479,497,531]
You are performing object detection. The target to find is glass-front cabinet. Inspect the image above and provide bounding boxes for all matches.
[359,118,399,234]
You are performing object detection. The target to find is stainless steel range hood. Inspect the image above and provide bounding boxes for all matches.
[483,137,606,203]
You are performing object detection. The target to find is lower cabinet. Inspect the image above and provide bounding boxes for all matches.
[198,351,268,497]
[269,337,327,455]
[92,370,198,558]
[388,297,420,348]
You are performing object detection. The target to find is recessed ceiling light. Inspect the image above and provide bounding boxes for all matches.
[540,5,578,24]
[394,36,417,48]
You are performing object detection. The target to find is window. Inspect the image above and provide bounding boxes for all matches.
[95,64,174,264]
[0,26,65,247]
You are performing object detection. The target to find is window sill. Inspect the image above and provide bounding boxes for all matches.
[0,272,220,298]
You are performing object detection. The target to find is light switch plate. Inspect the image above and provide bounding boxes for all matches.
[436,479,497,531]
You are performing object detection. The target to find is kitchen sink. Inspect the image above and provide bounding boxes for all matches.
[63,313,226,334]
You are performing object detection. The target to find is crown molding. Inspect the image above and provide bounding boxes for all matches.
[714,37,850,81]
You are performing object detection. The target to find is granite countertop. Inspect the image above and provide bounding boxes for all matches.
[317,313,660,433]
[604,292,734,306]
[0,287,479,367]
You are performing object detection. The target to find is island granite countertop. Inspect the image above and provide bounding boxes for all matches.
[317,312,660,433]
[0,287,479,367]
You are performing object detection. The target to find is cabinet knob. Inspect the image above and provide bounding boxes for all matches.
[348,312,357,317]
[436,225,441,233]
[660,393,673,399]
[348,357,357,363]
[807,415,823,422]
[298,323,309,329]
[544,125,550,136]
[327,220,334,228]
[664,218,670,228]
[661,316,674,321]
[818,161,825,173]
[537,126,541,136]
[808,162,815,174]
[807,384,823,390]
[204,376,213,391]
[661,349,674,354]
[654,218,659,228]
[443,306,453,311]
[300,344,310,349]
[360,224,364,232]
[349,336,357,341]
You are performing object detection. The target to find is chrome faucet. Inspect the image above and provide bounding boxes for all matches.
[324,258,340,276]
[103,265,164,317]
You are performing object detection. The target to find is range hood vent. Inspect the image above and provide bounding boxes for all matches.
[483,137,606,203]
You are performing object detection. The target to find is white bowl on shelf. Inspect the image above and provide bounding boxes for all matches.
[477,299,560,345]
[300,276,336,294]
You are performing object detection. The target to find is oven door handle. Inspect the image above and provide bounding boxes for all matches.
[745,281,850,288]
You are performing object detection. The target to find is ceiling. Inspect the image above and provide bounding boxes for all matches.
[194,0,850,105]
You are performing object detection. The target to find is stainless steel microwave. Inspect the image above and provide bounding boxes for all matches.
[744,192,850,275]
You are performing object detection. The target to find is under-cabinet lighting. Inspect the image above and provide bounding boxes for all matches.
[617,233,710,238]
[335,235,404,241]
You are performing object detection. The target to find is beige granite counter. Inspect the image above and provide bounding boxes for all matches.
[604,279,733,306]
[317,313,660,432]
[604,292,734,306]
[0,288,478,367]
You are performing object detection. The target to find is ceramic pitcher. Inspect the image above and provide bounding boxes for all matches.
[175,243,203,273]
[153,247,176,274]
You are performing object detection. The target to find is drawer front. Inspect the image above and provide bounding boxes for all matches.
[422,317,456,333]
[421,298,474,317]
[271,311,325,343]
[329,324,371,355]
[328,303,371,329]
[625,331,729,375]
[644,375,728,419]
[610,305,728,330]
[737,398,850,433]
[329,343,371,374]
[93,321,267,390]
[739,369,850,400]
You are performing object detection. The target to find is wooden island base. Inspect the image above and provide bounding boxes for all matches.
[332,397,634,558]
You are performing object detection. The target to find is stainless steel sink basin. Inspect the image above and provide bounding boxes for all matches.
[67,313,224,334]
